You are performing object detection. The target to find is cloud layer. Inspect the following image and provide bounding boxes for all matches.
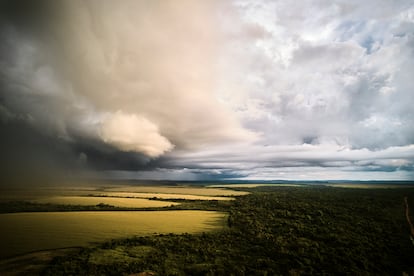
[0,0,413,182]
[217,0,414,149]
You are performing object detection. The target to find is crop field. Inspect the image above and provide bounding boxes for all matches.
[103,186,249,197]
[90,192,235,201]
[2,184,414,275]
[0,210,226,259]
[31,196,179,208]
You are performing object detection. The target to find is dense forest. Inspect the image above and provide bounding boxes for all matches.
[42,186,414,275]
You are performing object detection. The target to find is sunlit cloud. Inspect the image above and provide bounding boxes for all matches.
[99,111,173,157]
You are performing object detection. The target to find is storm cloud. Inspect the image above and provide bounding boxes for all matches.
[0,0,413,183]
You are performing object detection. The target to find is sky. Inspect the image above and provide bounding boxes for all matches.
[0,0,414,184]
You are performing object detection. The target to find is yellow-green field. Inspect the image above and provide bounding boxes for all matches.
[0,185,248,202]
[32,196,179,207]
[0,184,245,260]
[93,192,235,201]
[103,186,249,196]
[0,210,226,259]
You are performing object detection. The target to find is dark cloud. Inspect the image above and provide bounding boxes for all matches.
[0,0,54,28]
[0,0,257,185]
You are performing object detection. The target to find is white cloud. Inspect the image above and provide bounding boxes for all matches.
[99,111,173,157]
[216,0,414,153]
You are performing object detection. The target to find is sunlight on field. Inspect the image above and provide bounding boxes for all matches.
[103,186,249,196]
[94,192,235,201]
[32,196,179,208]
[0,211,226,259]
[0,185,247,203]
[0,184,242,260]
